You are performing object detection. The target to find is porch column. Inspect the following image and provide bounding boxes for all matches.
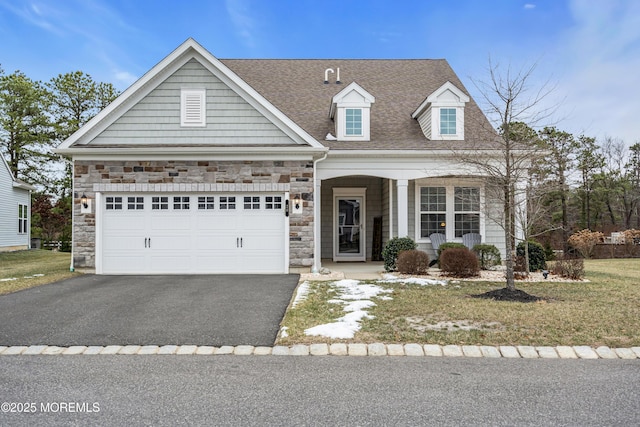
[312,178,322,273]
[397,179,409,237]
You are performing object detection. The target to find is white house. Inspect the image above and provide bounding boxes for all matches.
[0,156,35,251]
[56,38,508,275]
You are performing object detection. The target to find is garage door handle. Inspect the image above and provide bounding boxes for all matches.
[148,238,151,248]
[145,238,147,248]
[240,237,243,248]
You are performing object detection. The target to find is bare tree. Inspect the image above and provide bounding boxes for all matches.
[456,59,555,291]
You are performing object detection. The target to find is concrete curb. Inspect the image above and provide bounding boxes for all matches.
[1,344,639,359]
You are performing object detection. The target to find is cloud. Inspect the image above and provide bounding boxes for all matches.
[524,3,536,9]
[0,0,65,36]
[225,0,257,48]
[113,70,138,87]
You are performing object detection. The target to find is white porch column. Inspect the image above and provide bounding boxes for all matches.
[397,179,409,237]
[312,178,322,273]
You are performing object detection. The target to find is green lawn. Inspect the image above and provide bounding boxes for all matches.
[0,250,80,295]
[279,259,640,348]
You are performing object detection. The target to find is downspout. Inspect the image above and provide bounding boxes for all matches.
[312,151,329,273]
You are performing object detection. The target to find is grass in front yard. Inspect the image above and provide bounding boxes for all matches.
[279,259,640,347]
[0,250,80,295]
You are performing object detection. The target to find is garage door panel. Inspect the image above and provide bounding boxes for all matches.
[102,193,286,274]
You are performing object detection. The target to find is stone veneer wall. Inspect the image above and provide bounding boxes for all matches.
[73,160,314,271]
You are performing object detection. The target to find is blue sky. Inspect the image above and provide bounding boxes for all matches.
[1,0,639,145]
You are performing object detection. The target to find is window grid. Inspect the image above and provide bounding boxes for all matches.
[220,196,236,210]
[454,187,480,237]
[198,196,215,210]
[419,187,447,237]
[345,108,362,136]
[18,204,28,234]
[106,196,123,210]
[127,196,144,210]
[440,108,456,135]
[173,196,190,210]
[152,196,168,210]
[265,196,282,210]
[244,196,260,210]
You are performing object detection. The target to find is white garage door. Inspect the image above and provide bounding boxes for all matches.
[100,193,287,274]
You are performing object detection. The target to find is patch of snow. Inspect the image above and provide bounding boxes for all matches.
[291,281,310,308]
[302,279,391,339]
[0,278,18,282]
[280,326,289,338]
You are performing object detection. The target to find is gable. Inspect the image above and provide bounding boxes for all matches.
[89,59,296,146]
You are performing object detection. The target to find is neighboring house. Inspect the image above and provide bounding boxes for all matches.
[0,156,35,252]
[56,38,508,275]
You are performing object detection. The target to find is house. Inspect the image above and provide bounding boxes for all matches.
[0,156,35,252]
[56,38,507,275]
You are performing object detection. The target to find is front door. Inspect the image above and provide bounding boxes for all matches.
[333,188,366,262]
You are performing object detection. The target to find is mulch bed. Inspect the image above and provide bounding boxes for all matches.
[471,287,544,303]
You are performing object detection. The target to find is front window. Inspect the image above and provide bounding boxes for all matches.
[440,108,456,135]
[454,187,480,237]
[418,185,481,239]
[345,108,362,136]
[420,187,446,237]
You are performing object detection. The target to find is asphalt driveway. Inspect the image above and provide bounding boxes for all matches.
[0,274,299,347]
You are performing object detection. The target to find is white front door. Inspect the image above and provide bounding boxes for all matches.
[333,188,366,262]
[100,193,287,274]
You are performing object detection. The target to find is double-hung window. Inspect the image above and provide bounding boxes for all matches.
[18,204,28,234]
[418,185,481,240]
[454,187,480,237]
[419,187,446,237]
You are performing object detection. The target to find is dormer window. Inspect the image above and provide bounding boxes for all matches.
[412,81,469,141]
[346,108,363,136]
[330,82,375,141]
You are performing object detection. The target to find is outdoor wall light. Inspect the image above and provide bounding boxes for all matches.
[80,193,92,214]
[292,195,303,214]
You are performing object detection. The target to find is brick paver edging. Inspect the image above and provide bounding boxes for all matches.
[1,344,639,359]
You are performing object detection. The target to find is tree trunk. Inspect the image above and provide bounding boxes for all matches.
[504,184,516,291]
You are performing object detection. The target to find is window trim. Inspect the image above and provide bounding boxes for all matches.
[415,182,484,243]
[18,204,28,234]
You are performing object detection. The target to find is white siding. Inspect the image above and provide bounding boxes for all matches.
[91,59,296,146]
[0,162,31,250]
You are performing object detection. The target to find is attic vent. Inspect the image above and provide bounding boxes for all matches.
[181,89,206,127]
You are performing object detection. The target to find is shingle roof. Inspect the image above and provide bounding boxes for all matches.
[221,59,498,150]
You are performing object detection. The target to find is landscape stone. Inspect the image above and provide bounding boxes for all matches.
[234,345,255,355]
[3,346,28,355]
[573,346,599,359]
[137,345,160,355]
[462,345,482,357]
[386,344,405,356]
[517,346,539,358]
[83,346,105,355]
[479,346,501,358]
[215,346,235,355]
[404,343,424,356]
[367,343,387,356]
[42,346,65,355]
[348,343,368,356]
[614,348,637,359]
[594,346,618,359]
[157,345,178,355]
[271,346,290,356]
[23,345,48,355]
[309,344,329,356]
[253,347,272,355]
[556,346,578,359]
[118,345,141,355]
[63,346,88,355]
[290,345,310,356]
[100,345,122,355]
[423,344,443,357]
[329,343,348,356]
[499,346,520,358]
[195,346,216,355]
[442,345,463,357]
[536,346,559,358]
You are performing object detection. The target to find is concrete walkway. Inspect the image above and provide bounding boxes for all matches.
[2,343,639,358]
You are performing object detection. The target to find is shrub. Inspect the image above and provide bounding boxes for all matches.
[567,229,603,259]
[622,229,640,257]
[551,256,584,280]
[437,242,466,258]
[516,241,547,271]
[382,237,417,272]
[396,250,430,275]
[472,244,501,270]
[439,247,479,277]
